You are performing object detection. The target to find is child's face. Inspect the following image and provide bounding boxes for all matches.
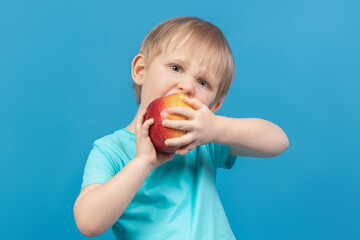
[136,44,223,112]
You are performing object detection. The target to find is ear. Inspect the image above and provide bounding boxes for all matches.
[131,54,145,86]
[209,100,223,113]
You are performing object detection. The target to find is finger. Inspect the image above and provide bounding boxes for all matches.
[141,118,154,136]
[175,143,197,155]
[162,119,193,131]
[167,107,194,119]
[165,133,193,147]
[182,97,204,110]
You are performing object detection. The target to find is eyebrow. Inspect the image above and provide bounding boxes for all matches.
[165,57,216,83]
[165,57,188,68]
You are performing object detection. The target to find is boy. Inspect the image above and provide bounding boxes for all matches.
[74,17,289,239]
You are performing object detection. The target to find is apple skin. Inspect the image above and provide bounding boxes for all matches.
[144,93,192,153]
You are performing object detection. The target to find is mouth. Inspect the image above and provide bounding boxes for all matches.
[165,92,190,98]
[165,92,179,97]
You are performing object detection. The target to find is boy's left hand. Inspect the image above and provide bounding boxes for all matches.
[162,97,219,155]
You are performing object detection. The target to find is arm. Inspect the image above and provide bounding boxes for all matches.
[74,109,174,237]
[214,117,289,158]
[74,157,154,237]
[162,98,289,158]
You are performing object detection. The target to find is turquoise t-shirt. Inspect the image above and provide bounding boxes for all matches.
[81,128,237,240]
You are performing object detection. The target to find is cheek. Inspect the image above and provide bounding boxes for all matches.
[195,87,212,100]
[199,93,217,107]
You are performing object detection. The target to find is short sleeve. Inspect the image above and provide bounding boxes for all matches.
[81,145,116,190]
[207,143,237,169]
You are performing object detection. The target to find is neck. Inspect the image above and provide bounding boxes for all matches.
[126,106,145,133]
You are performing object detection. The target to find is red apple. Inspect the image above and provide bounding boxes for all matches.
[144,93,193,153]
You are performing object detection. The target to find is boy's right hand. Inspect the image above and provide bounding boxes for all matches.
[135,108,175,169]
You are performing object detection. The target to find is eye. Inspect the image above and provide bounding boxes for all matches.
[198,79,210,88]
[170,65,182,73]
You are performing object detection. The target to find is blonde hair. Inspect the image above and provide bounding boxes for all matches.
[132,16,235,107]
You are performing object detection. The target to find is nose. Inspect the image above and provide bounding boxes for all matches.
[177,78,195,97]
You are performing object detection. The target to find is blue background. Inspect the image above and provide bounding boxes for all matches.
[1,0,359,239]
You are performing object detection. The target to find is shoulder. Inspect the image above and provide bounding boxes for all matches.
[91,128,136,169]
[94,128,135,154]
[81,129,136,189]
